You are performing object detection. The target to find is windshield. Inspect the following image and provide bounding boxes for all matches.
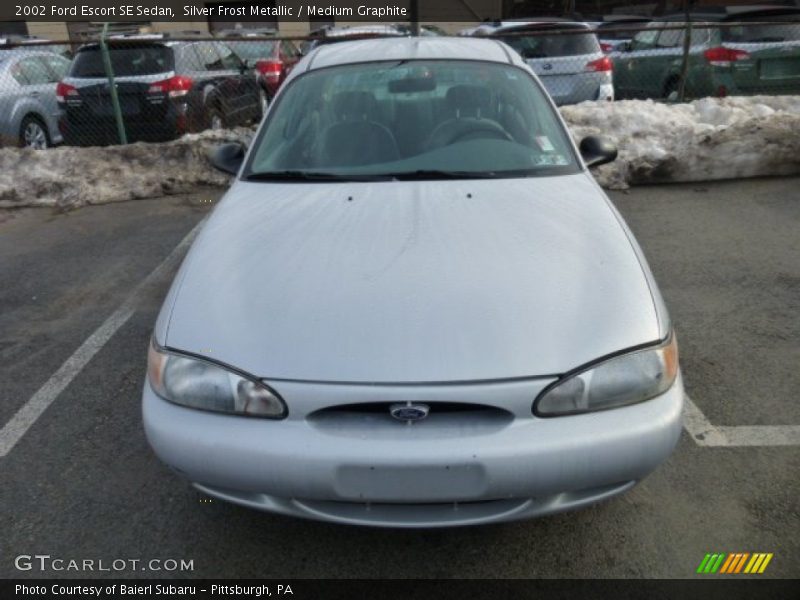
[245,60,579,181]
[226,40,277,60]
[70,45,174,77]
[721,22,800,43]
[498,28,599,58]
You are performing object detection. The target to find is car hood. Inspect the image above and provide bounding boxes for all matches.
[160,174,662,383]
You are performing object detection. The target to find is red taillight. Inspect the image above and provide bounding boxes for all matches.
[55,81,78,103]
[255,59,283,81]
[703,46,750,67]
[600,42,613,54]
[147,75,193,98]
[586,56,613,72]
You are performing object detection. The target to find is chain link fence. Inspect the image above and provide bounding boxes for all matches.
[0,19,798,149]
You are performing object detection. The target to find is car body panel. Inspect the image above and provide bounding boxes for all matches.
[159,174,661,383]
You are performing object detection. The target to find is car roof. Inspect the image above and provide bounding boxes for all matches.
[302,37,523,72]
[474,19,592,34]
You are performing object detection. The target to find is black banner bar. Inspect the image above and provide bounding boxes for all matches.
[3,579,800,600]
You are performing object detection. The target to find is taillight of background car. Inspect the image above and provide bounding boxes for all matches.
[255,59,283,82]
[703,47,750,67]
[55,81,81,105]
[599,42,613,54]
[586,56,613,72]
[147,75,193,98]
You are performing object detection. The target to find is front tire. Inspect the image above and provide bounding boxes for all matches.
[207,106,226,131]
[19,116,50,150]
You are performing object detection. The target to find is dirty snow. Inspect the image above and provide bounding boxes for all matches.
[562,95,800,189]
[1,96,799,209]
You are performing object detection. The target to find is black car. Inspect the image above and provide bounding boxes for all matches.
[57,36,262,146]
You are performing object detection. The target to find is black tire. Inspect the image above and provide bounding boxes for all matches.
[207,106,225,131]
[663,77,681,102]
[19,115,51,150]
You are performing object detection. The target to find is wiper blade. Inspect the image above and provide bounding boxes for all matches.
[244,170,387,182]
[386,169,507,180]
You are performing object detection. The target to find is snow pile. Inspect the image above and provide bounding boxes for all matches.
[0,127,253,210]
[1,96,799,209]
[561,95,800,189]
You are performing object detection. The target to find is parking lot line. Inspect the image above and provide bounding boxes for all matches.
[0,219,205,458]
[684,396,800,447]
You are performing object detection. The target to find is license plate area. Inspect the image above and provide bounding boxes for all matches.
[334,464,487,502]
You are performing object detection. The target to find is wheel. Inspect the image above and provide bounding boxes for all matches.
[664,78,681,103]
[208,107,225,131]
[19,116,50,150]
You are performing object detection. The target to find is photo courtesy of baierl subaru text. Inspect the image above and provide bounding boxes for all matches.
[0,0,798,598]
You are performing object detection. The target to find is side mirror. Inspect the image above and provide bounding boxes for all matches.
[579,135,617,168]
[210,142,246,175]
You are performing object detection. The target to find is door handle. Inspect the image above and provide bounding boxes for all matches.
[28,91,41,97]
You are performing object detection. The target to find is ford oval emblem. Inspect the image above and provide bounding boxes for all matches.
[390,402,430,423]
[542,63,553,71]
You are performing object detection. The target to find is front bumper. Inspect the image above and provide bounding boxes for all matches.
[143,373,683,527]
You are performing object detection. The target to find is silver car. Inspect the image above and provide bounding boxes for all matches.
[0,49,70,148]
[470,20,614,105]
[143,37,682,528]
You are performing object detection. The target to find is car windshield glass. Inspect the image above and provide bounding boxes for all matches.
[721,23,800,43]
[498,29,599,58]
[70,45,174,77]
[225,41,277,60]
[245,60,579,181]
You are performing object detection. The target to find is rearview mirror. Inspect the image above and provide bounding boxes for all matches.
[389,76,436,94]
[579,136,617,168]
[210,142,246,175]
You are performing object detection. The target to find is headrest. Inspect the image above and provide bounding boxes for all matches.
[331,91,378,121]
[446,85,492,115]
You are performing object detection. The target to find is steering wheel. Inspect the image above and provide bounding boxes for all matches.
[427,119,513,150]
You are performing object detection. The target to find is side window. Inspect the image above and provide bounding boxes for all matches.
[17,57,52,85]
[196,42,223,71]
[281,41,298,60]
[10,62,29,85]
[657,28,684,48]
[178,44,205,72]
[631,27,659,50]
[40,54,71,81]
[215,43,243,70]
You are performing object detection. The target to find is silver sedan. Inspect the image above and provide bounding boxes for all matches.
[143,37,683,528]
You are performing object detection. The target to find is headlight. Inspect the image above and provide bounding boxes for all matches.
[147,340,287,419]
[534,334,678,417]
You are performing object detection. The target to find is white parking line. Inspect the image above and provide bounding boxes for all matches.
[0,219,205,458]
[684,396,800,447]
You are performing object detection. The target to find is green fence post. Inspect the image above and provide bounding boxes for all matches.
[99,22,128,145]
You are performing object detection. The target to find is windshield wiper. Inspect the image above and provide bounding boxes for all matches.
[244,170,389,182]
[385,169,510,180]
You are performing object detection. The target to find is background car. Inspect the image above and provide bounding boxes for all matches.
[0,49,71,149]
[468,19,614,105]
[57,35,263,146]
[300,24,407,54]
[613,7,800,100]
[216,29,301,107]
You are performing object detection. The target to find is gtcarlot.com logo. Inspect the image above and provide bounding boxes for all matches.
[697,552,773,574]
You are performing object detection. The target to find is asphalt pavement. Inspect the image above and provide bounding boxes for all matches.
[0,179,797,579]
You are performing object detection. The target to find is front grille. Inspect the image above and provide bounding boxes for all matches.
[307,401,513,435]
